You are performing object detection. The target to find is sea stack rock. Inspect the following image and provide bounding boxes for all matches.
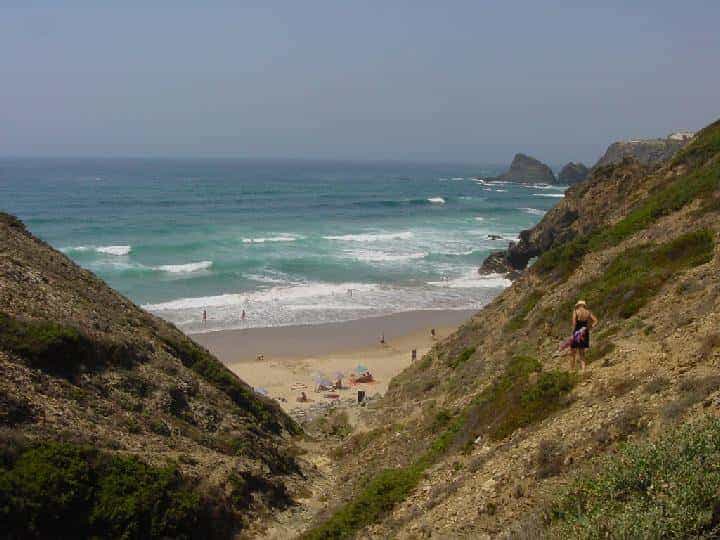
[558,162,589,184]
[495,153,556,183]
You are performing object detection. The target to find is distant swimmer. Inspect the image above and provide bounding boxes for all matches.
[348,288,353,297]
[202,309,207,325]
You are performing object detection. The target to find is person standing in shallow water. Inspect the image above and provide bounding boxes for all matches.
[571,300,598,371]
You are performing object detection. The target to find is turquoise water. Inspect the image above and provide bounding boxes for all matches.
[1,158,564,332]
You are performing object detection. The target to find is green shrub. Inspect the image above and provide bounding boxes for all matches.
[0,442,207,539]
[0,312,144,377]
[578,230,714,320]
[549,416,720,539]
[160,334,298,435]
[301,413,466,539]
[457,355,575,446]
[447,346,476,369]
[505,290,543,332]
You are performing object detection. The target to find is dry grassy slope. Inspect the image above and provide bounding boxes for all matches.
[0,214,304,536]
[314,120,720,538]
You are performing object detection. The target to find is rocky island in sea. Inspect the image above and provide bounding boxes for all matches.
[558,161,589,184]
[488,152,557,183]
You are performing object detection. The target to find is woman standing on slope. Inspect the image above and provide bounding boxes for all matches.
[571,300,598,371]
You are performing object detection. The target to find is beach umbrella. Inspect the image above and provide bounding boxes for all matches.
[355,364,369,373]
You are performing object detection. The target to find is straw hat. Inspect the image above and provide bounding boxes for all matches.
[575,300,587,307]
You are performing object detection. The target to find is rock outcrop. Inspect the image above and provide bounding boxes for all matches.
[593,132,694,169]
[493,153,556,183]
[558,161,589,184]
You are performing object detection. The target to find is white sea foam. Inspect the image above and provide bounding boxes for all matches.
[520,207,546,216]
[427,271,512,289]
[451,177,464,181]
[494,189,507,193]
[242,235,299,244]
[474,216,485,221]
[323,231,413,242]
[347,250,427,263]
[427,197,446,204]
[63,245,132,256]
[157,261,213,273]
[144,274,510,333]
[534,193,565,198]
[97,245,132,256]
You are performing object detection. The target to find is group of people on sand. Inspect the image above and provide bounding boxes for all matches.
[201,308,246,325]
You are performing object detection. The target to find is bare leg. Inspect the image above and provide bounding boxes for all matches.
[571,349,577,371]
[579,349,586,371]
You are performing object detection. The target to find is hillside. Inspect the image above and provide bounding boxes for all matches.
[0,215,304,538]
[295,118,720,538]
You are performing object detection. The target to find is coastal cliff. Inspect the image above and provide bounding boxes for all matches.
[593,131,694,168]
[0,214,302,538]
[298,118,720,539]
[491,153,556,183]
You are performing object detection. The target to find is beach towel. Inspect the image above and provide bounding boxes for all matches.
[559,326,587,351]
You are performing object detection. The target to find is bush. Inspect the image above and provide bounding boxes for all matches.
[0,442,207,539]
[461,355,575,444]
[447,346,476,369]
[576,230,714,320]
[536,439,565,479]
[0,312,144,378]
[644,376,670,394]
[549,416,720,539]
[505,290,543,332]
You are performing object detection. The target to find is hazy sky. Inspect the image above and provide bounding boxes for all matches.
[1,1,718,164]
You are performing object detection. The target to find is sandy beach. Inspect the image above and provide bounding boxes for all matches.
[192,309,474,415]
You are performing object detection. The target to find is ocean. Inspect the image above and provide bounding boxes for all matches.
[0,158,565,333]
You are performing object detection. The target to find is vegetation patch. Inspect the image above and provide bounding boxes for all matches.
[461,355,575,444]
[160,334,299,435]
[0,312,141,377]
[0,441,213,539]
[576,230,714,320]
[301,414,465,540]
[447,346,476,369]
[548,416,720,539]
[505,290,543,332]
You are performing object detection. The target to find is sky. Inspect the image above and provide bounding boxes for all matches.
[1,1,718,164]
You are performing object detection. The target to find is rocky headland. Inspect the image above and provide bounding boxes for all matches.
[593,131,695,168]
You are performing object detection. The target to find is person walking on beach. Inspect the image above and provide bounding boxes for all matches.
[571,300,598,371]
[430,328,436,340]
[202,309,207,325]
[411,348,417,362]
[241,309,246,321]
[380,332,386,345]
